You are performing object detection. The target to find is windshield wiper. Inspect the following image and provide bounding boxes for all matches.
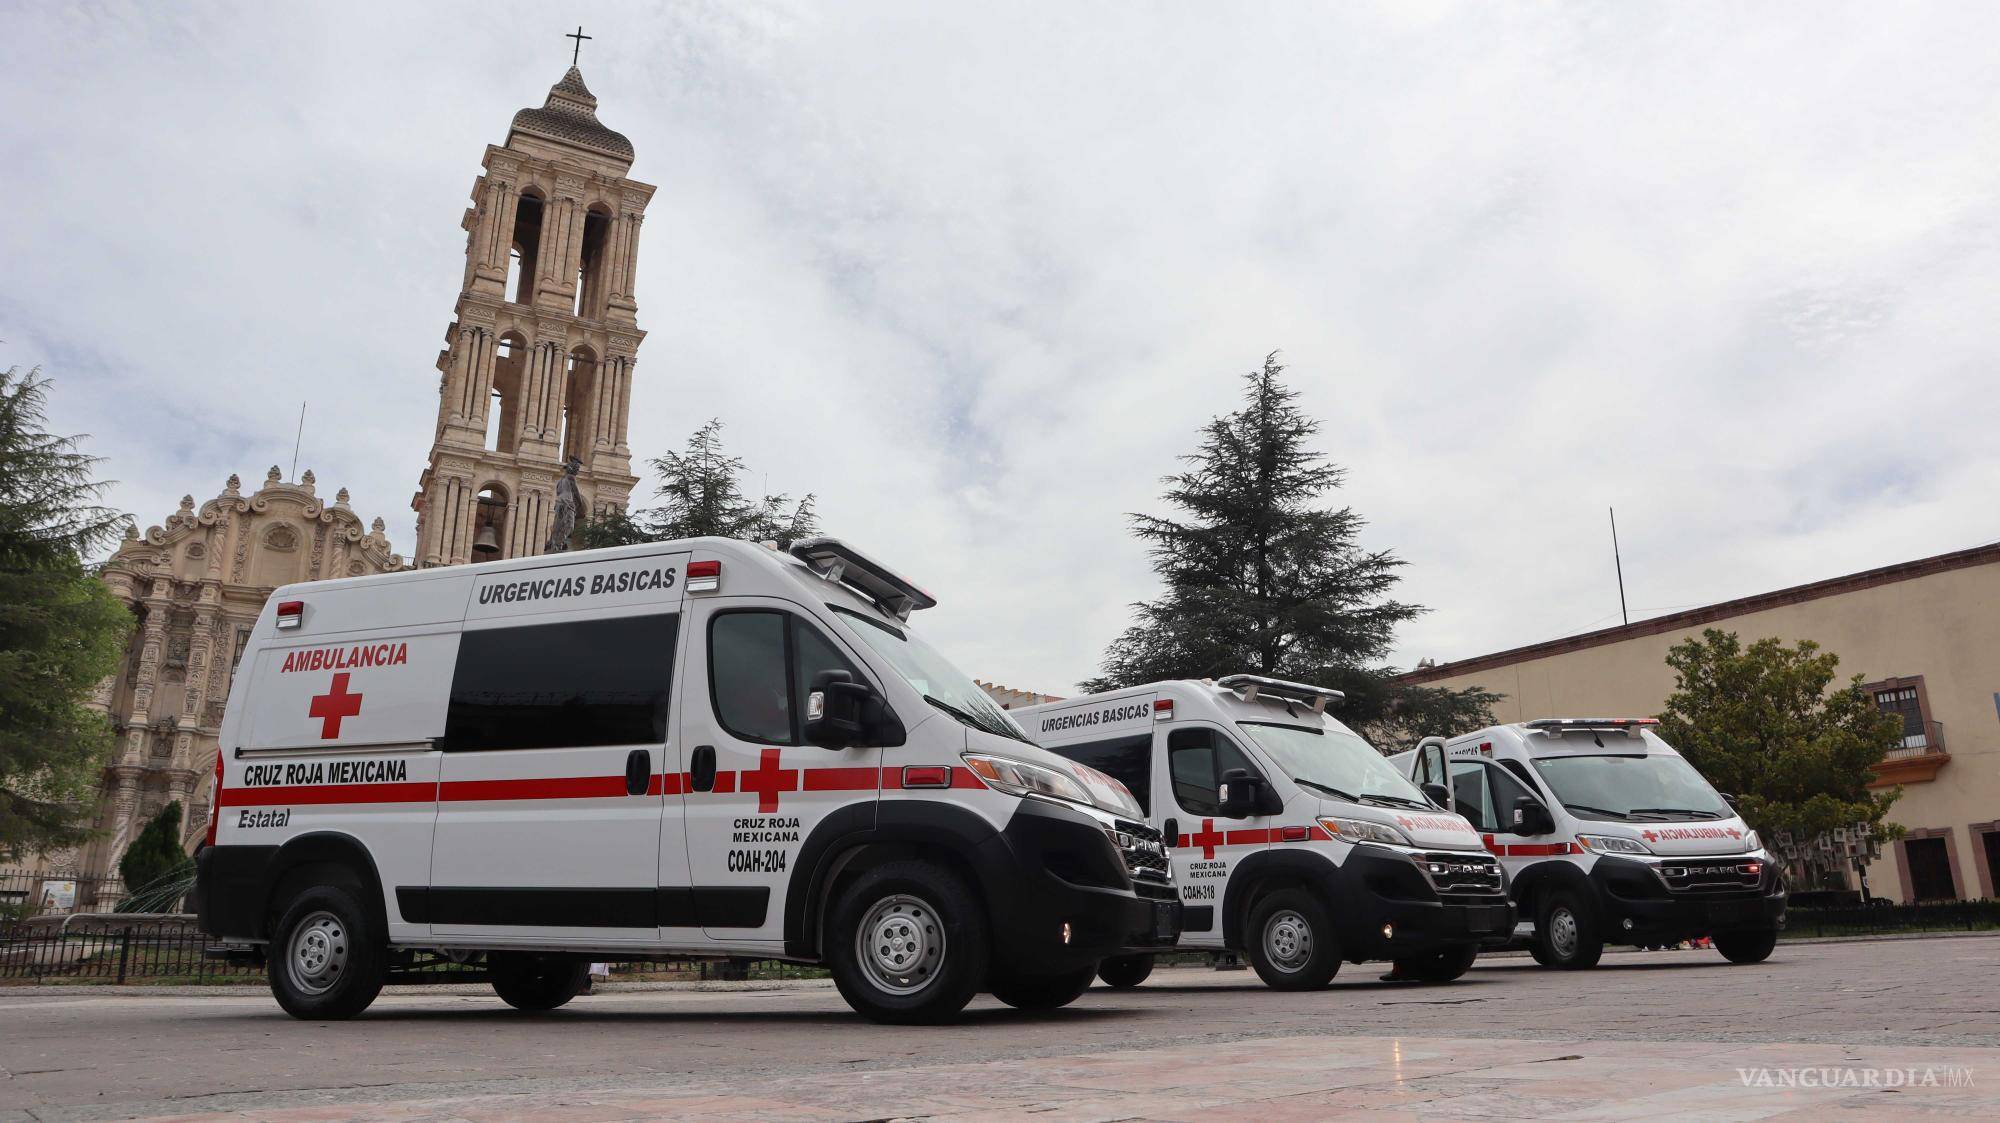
[1627,807,1722,820]
[1292,777,1360,803]
[1562,804,1633,820]
[924,694,1025,742]
[1358,793,1432,810]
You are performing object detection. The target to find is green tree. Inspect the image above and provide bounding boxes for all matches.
[577,418,818,546]
[118,801,192,895]
[0,368,134,861]
[1084,354,1497,748]
[1656,628,1903,879]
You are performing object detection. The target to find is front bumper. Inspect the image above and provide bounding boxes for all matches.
[977,798,1182,974]
[1588,854,1787,941]
[1328,846,1514,961]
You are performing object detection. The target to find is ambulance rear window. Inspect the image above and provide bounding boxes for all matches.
[443,613,678,751]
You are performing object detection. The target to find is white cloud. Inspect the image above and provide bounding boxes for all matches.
[5,1,1997,695]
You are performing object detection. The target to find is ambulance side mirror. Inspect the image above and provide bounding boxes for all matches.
[1421,781,1454,812]
[804,670,905,750]
[1218,768,1279,817]
[1511,797,1555,836]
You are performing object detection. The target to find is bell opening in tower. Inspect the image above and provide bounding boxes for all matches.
[471,486,509,559]
[510,190,545,305]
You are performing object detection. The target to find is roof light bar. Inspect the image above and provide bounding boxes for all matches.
[1215,674,1346,714]
[1525,717,1658,736]
[790,537,937,621]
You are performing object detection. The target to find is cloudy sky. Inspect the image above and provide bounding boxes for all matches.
[5,2,1997,695]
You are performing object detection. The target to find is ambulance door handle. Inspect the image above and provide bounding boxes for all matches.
[625,749,650,796]
[690,745,717,792]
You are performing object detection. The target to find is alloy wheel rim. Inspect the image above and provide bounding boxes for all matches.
[1264,909,1314,972]
[857,893,945,996]
[287,910,348,996]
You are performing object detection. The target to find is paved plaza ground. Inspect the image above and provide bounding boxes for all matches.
[1,936,1994,1121]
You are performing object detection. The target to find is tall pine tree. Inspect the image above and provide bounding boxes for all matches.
[578,418,818,548]
[1085,354,1497,750]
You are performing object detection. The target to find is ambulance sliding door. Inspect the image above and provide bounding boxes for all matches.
[425,553,688,944]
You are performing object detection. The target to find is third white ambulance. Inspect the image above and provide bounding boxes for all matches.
[194,537,1179,1024]
[1396,718,1787,968]
[1021,677,1512,990]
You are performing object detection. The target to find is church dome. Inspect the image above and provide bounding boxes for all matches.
[508,67,634,161]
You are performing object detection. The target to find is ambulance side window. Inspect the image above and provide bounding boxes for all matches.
[1450,761,1495,832]
[709,610,863,747]
[1168,728,1260,818]
[710,612,793,745]
[443,612,678,751]
[1058,734,1152,815]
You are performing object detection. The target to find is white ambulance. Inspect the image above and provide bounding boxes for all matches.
[1019,677,1512,990]
[194,537,1180,1024]
[1394,718,1787,969]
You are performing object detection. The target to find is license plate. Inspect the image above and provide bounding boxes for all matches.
[1153,901,1177,939]
[1468,906,1505,933]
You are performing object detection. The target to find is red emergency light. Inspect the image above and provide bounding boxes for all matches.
[1153,699,1174,721]
[275,600,304,630]
[687,560,721,592]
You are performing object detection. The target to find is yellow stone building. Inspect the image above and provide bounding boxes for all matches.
[1397,543,2000,905]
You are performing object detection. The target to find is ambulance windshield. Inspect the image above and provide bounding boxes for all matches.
[1529,752,1731,821]
[832,608,1030,744]
[1238,722,1429,807]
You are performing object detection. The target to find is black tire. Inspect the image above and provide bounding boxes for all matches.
[990,965,1096,1011]
[267,883,387,1020]
[1245,888,1340,990]
[1713,928,1778,965]
[1391,943,1478,982]
[1533,889,1603,970]
[1096,953,1155,989]
[489,953,589,1011]
[827,860,989,1024]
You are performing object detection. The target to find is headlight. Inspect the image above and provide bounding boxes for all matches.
[1317,816,1413,847]
[1071,761,1145,820]
[1576,833,1653,855]
[1742,829,1761,852]
[963,753,1094,808]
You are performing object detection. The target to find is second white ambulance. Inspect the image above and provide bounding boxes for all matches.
[1021,677,1512,990]
[1395,718,1787,968]
[194,537,1179,1023]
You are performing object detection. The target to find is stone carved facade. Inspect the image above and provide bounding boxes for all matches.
[412,66,653,565]
[38,470,403,897]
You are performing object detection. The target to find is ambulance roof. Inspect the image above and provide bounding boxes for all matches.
[1017,678,1370,746]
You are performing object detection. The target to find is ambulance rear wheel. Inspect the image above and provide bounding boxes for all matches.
[1246,889,1340,990]
[1096,953,1155,988]
[489,953,589,1011]
[1713,929,1777,964]
[828,861,988,1024]
[989,964,1096,1011]
[1534,889,1603,969]
[1391,943,1479,982]
[267,884,386,1020]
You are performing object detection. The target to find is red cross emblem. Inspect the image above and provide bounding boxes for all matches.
[1725,827,1742,839]
[1640,829,1659,842]
[739,747,799,814]
[308,673,364,739]
[1187,818,1226,860]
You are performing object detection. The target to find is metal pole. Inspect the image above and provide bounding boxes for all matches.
[116,926,131,984]
[1610,506,1629,626]
[290,402,306,482]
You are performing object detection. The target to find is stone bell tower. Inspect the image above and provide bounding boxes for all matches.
[412,64,654,565]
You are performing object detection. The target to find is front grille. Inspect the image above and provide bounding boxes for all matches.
[1656,859,1762,893]
[1131,876,1177,902]
[1415,851,1505,895]
[1111,819,1172,879]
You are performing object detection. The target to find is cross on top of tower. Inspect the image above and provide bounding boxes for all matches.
[567,25,592,66]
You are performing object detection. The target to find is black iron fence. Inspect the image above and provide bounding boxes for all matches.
[1784,899,2000,939]
[0,916,811,985]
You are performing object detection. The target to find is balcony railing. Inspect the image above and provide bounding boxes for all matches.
[1882,720,1946,761]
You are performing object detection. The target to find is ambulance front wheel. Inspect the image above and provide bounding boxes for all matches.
[1246,888,1341,990]
[488,953,590,1011]
[1533,889,1603,969]
[1713,928,1777,964]
[1096,953,1155,988]
[828,860,989,1024]
[267,883,387,1020]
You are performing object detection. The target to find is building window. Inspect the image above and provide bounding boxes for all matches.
[1864,676,1940,757]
